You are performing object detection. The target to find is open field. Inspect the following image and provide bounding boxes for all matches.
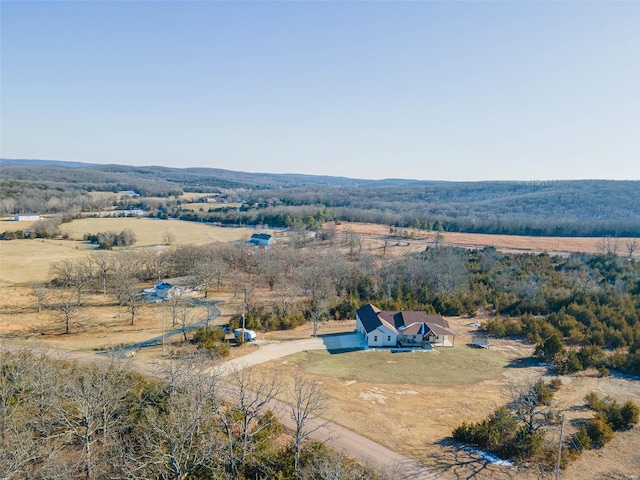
[336,222,640,258]
[0,219,258,285]
[0,218,42,231]
[0,239,97,284]
[58,217,254,246]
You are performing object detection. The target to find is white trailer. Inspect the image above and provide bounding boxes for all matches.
[234,328,257,342]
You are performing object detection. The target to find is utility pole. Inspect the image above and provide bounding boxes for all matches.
[162,307,166,351]
[556,414,565,480]
[241,312,246,347]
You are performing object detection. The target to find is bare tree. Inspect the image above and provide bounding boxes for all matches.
[286,372,329,473]
[112,255,145,325]
[176,301,197,343]
[212,367,280,477]
[342,228,362,259]
[597,235,618,255]
[132,358,223,480]
[507,378,553,435]
[51,358,131,480]
[162,230,176,246]
[50,258,93,306]
[30,283,49,312]
[625,238,638,259]
[53,288,82,334]
[141,248,174,283]
[89,252,114,297]
[193,255,227,298]
[0,349,30,444]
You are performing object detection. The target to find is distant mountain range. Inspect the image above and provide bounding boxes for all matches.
[2,158,639,237]
[0,158,431,188]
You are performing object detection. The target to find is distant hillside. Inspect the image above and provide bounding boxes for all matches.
[1,158,639,236]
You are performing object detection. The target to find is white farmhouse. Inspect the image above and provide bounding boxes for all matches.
[356,303,455,348]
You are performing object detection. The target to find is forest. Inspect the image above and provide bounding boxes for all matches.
[1,348,385,480]
[2,159,639,236]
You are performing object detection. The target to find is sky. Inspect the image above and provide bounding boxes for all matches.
[1,1,639,181]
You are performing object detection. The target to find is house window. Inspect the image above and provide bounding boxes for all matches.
[387,336,391,341]
[374,335,378,342]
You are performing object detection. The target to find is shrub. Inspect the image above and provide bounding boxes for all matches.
[549,377,563,391]
[584,393,639,431]
[586,415,614,447]
[620,401,640,428]
[191,327,230,358]
[571,426,592,451]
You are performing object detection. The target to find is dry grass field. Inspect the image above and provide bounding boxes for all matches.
[336,222,640,258]
[0,239,97,284]
[58,217,253,246]
[0,219,258,285]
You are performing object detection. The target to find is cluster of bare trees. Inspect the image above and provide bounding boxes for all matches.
[0,348,381,480]
[37,231,376,336]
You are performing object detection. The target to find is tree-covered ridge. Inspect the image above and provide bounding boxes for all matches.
[2,159,639,236]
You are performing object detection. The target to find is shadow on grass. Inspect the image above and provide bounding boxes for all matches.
[428,438,521,480]
[504,356,539,369]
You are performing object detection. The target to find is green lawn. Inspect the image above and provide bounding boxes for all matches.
[286,346,508,385]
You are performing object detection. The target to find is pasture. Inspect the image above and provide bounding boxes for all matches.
[0,218,256,285]
[337,222,640,258]
[58,217,253,246]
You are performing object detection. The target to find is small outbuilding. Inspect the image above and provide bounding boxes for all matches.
[14,213,40,221]
[246,233,275,248]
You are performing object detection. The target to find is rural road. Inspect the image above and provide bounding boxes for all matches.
[112,299,222,353]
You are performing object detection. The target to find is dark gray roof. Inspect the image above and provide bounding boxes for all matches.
[357,303,454,337]
[249,233,273,241]
[356,304,385,334]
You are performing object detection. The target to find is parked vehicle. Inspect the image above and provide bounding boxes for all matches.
[233,328,257,342]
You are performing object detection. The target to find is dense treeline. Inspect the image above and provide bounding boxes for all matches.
[0,349,386,479]
[2,160,639,236]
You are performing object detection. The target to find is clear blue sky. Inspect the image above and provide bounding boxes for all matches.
[1,1,639,181]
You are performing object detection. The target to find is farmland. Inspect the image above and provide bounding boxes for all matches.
[0,215,639,479]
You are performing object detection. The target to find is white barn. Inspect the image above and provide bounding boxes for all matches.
[14,213,40,221]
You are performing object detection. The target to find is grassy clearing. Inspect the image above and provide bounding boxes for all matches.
[284,346,507,385]
[0,219,256,285]
[0,239,97,284]
[58,218,253,246]
[258,343,512,459]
